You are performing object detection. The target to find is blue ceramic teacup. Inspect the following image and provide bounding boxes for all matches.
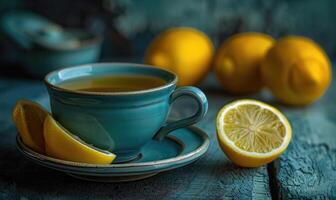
[44,63,208,162]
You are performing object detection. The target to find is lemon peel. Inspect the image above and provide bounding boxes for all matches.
[261,36,331,105]
[44,115,116,164]
[214,32,275,94]
[12,100,49,153]
[145,27,214,86]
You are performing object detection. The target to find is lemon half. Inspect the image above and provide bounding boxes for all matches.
[216,100,292,167]
[44,115,116,164]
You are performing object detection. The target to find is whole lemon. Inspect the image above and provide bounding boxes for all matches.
[145,27,214,86]
[261,36,332,106]
[214,32,275,94]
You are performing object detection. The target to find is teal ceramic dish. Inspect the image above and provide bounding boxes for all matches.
[22,30,102,77]
[45,63,208,163]
[0,11,102,77]
[16,126,210,182]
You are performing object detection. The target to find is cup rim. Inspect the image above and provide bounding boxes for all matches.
[44,62,178,96]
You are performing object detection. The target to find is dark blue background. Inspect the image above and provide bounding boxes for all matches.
[0,0,335,77]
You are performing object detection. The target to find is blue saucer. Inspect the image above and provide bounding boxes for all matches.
[16,126,209,182]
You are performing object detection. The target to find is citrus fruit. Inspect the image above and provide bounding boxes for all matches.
[145,27,214,86]
[214,32,275,94]
[12,100,49,153]
[216,99,292,167]
[44,115,116,164]
[261,36,332,106]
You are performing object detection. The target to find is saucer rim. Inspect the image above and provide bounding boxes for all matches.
[16,126,209,169]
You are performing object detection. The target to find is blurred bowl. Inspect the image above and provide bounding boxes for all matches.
[21,30,102,77]
[0,10,102,77]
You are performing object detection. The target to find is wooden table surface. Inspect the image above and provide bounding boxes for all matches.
[0,73,335,199]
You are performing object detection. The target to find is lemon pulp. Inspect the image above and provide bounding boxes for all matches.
[216,100,292,167]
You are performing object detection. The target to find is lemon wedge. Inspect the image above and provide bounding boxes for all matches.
[44,115,116,164]
[216,100,292,167]
[12,100,49,153]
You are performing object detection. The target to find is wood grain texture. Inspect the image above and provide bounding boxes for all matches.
[0,77,272,199]
[270,79,336,199]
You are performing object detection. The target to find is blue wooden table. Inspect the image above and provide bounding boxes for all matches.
[0,72,335,199]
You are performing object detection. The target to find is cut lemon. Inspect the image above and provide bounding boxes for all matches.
[216,99,292,167]
[12,100,49,153]
[44,115,116,164]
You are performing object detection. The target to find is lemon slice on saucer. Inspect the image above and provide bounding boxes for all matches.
[216,99,292,167]
[12,100,49,153]
[12,99,115,164]
[44,115,116,164]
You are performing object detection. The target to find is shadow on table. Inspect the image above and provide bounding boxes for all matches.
[2,151,205,199]
[0,63,37,80]
[1,122,274,199]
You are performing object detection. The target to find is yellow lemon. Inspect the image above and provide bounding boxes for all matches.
[145,27,214,86]
[44,115,116,164]
[214,32,275,94]
[216,99,292,167]
[261,36,332,106]
[12,100,49,153]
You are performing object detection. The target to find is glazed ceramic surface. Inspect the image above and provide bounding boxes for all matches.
[22,32,101,77]
[45,63,208,162]
[16,126,210,182]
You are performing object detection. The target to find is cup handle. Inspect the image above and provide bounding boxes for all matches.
[153,86,208,140]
